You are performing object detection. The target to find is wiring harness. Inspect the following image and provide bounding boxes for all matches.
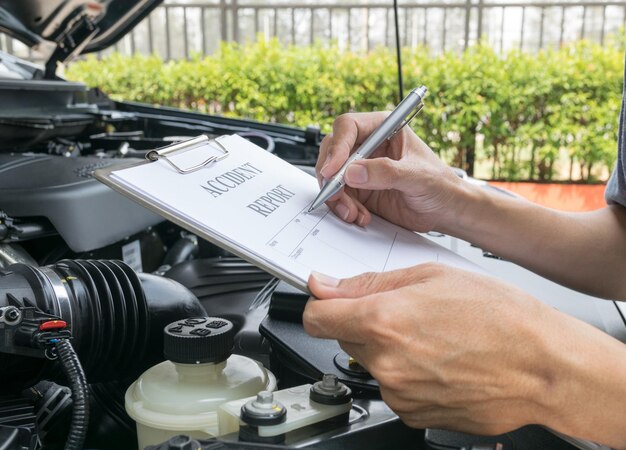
[54,339,89,450]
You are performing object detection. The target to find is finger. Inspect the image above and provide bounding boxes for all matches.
[339,187,373,226]
[308,263,445,300]
[321,112,389,180]
[315,133,334,185]
[327,191,370,225]
[344,158,424,193]
[354,199,372,227]
[342,186,372,226]
[303,297,369,343]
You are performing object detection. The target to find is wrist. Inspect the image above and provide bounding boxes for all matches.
[435,178,489,238]
[533,308,626,449]
[498,299,570,429]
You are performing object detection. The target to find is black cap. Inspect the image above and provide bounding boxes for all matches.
[163,317,234,364]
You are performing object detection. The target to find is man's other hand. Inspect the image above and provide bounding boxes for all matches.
[303,264,598,436]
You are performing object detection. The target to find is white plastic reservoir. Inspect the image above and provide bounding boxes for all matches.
[125,317,276,449]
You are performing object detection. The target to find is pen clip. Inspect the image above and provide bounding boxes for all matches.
[386,103,424,141]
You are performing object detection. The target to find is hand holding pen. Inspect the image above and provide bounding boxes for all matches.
[310,86,428,212]
[312,86,467,233]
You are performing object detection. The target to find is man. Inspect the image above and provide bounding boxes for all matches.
[302,73,626,447]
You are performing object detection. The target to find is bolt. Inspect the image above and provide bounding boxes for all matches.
[5,308,20,322]
[255,391,274,406]
[322,373,338,389]
[310,374,352,405]
[348,356,364,369]
[168,435,193,450]
[241,390,286,426]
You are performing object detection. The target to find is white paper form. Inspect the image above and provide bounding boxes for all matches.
[109,134,482,289]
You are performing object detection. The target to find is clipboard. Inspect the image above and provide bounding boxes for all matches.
[94,134,312,293]
[95,134,482,296]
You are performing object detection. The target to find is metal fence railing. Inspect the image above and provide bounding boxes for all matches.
[2,1,625,61]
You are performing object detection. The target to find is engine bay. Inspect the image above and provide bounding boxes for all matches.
[0,73,620,450]
[0,0,620,447]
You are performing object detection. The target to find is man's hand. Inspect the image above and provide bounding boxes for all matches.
[302,265,626,447]
[317,112,626,300]
[303,264,552,434]
[316,112,467,233]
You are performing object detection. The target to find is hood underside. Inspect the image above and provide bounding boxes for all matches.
[0,0,162,57]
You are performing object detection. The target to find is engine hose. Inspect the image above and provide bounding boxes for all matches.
[55,340,89,450]
[0,259,206,391]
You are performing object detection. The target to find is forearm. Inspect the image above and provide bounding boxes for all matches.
[438,182,626,300]
[535,308,626,449]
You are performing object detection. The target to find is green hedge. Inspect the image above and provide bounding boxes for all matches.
[66,38,625,181]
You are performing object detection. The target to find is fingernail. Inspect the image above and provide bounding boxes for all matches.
[346,164,368,184]
[357,212,366,226]
[311,271,340,287]
[335,203,350,221]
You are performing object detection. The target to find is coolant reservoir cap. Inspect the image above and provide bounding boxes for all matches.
[163,317,234,364]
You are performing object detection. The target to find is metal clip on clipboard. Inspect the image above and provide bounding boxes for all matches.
[145,135,230,174]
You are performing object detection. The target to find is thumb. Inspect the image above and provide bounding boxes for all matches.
[308,265,434,300]
[303,297,368,343]
[344,158,418,192]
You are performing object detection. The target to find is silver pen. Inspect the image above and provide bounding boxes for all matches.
[308,85,428,212]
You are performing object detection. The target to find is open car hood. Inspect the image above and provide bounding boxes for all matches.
[0,0,162,76]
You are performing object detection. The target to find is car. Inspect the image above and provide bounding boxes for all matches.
[0,1,622,449]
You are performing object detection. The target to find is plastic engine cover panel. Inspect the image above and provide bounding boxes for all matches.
[0,153,162,252]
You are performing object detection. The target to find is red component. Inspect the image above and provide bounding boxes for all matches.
[39,320,67,331]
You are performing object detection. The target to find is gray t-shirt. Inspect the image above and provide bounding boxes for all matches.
[605,57,626,206]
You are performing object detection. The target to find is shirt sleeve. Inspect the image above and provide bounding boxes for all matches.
[604,165,626,207]
[605,55,626,207]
